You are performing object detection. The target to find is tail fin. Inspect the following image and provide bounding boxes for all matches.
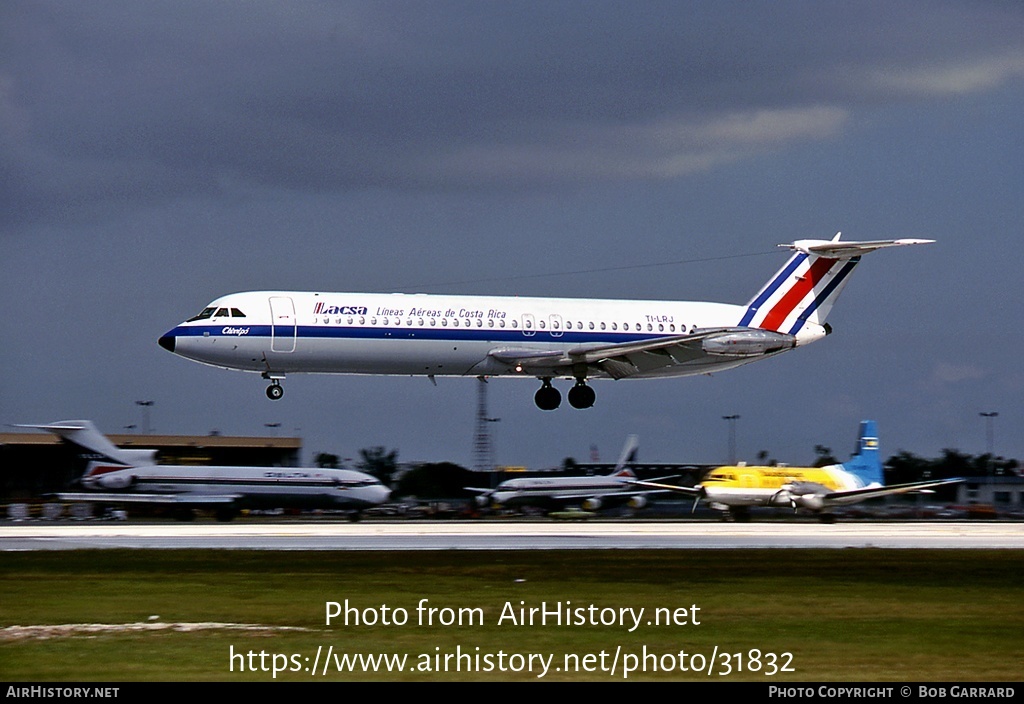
[740,233,934,337]
[14,420,157,468]
[841,420,883,486]
[609,434,639,478]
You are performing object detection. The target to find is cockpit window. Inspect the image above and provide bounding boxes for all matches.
[187,307,216,322]
[215,308,230,317]
[230,308,246,317]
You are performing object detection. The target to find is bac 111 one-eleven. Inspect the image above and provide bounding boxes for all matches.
[159,233,932,410]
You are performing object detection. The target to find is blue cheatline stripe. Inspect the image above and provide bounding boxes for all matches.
[738,253,807,327]
[784,257,860,335]
[167,324,660,346]
[135,477,339,488]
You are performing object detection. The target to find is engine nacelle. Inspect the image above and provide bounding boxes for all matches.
[703,330,795,357]
[627,495,648,509]
[793,494,825,512]
[95,472,135,490]
[81,463,134,490]
[582,497,602,511]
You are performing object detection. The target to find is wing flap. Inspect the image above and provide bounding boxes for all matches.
[488,328,786,379]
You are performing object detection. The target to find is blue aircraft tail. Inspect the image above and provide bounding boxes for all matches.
[841,420,883,486]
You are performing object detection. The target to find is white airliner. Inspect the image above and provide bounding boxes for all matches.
[466,435,671,512]
[19,421,391,521]
[632,420,963,522]
[158,234,933,409]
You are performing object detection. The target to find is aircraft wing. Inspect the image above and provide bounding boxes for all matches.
[539,487,676,502]
[820,477,964,506]
[628,479,703,497]
[489,328,795,379]
[55,492,240,505]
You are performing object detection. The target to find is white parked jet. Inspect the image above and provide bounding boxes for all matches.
[18,421,391,521]
[466,435,669,512]
[158,234,932,409]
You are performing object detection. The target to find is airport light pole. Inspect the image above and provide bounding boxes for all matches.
[135,401,154,434]
[722,415,740,464]
[979,412,998,456]
[979,412,998,478]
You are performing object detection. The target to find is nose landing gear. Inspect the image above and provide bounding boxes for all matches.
[262,372,285,400]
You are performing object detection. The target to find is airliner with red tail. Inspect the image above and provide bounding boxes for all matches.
[158,234,932,410]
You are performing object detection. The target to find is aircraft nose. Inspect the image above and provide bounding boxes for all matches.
[158,335,176,353]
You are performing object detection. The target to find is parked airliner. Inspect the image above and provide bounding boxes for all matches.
[158,234,932,409]
[19,421,391,521]
[632,421,963,522]
[466,435,672,512]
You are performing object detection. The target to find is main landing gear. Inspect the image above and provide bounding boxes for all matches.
[534,378,595,410]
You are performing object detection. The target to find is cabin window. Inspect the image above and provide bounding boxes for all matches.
[499,320,506,328]
[476,318,482,327]
[442,318,448,326]
[430,319,436,326]
[611,323,617,331]
[539,321,546,329]
[371,317,378,325]
[358,316,365,325]
[512,320,518,329]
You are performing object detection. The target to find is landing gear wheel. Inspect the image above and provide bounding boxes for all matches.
[567,382,595,409]
[266,383,284,400]
[534,379,561,410]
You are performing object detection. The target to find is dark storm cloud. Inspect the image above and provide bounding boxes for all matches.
[2,0,1023,225]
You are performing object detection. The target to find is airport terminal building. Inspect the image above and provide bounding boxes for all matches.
[0,429,302,502]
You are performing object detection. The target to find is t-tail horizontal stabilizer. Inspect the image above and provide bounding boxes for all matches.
[13,421,157,467]
[743,232,934,338]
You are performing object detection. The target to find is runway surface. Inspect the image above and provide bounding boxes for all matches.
[1,520,1021,550]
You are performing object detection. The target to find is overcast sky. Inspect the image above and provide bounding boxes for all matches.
[3,1,1022,471]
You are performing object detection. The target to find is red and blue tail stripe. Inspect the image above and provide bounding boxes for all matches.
[740,252,861,335]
